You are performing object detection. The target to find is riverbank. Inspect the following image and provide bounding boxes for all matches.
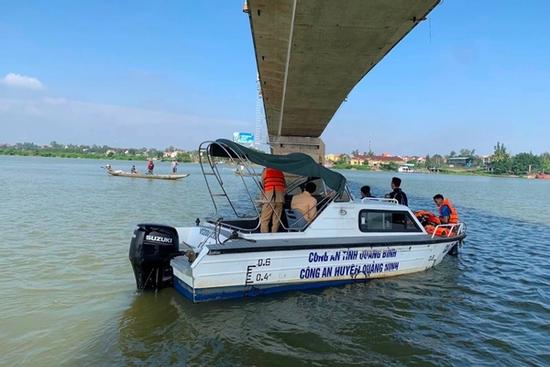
[1,152,543,179]
[0,151,196,162]
[332,165,530,179]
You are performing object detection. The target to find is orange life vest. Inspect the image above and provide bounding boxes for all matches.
[439,198,459,224]
[415,210,441,226]
[425,224,454,237]
[263,168,286,192]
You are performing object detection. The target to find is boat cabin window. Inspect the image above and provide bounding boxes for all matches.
[358,210,421,233]
[286,177,327,197]
[335,186,352,202]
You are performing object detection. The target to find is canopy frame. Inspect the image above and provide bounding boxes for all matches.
[198,139,347,233]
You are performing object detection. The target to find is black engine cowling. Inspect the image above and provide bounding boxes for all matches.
[129,224,179,290]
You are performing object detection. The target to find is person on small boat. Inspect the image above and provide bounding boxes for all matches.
[131,165,137,174]
[171,160,178,174]
[385,176,408,205]
[105,164,112,172]
[291,182,318,224]
[433,194,459,224]
[260,168,286,233]
[360,185,374,199]
[147,159,154,175]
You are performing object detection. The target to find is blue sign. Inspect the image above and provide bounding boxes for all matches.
[233,132,255,144]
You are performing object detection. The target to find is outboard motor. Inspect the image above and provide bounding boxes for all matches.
[129,224,179,290]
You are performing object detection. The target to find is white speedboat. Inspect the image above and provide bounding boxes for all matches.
[398,164,415,173]
[129,139,466,302]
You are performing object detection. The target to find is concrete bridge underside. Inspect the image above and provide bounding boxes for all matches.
[246,0,440,161]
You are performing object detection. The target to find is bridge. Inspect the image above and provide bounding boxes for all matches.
[244,0,440,161]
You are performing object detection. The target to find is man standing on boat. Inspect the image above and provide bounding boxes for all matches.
[260,167,286,233]
[433,194,459,224]
[147,159,154,175]
[385,177,408,205]
[171,160,178,174]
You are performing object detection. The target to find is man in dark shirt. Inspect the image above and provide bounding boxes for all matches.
[385,176,408,206]
[360,185,374,199]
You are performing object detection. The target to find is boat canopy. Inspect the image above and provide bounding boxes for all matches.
[208,139,347,193]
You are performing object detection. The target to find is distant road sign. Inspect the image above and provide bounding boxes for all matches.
[233,132,255,144]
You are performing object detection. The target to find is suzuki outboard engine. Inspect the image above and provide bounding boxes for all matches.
[129,224,179,290]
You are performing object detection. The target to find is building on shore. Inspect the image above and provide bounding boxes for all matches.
[364,155,405,169]
[350,154,369,166]
[447,156,473,168]
[163,150,183,159]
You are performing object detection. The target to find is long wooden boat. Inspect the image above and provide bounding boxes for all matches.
[107,170,189,180]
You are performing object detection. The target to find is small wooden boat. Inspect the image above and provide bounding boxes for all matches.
[535,173,550,180]
[106,169,189,180]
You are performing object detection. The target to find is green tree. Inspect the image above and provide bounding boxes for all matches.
[432,154,444,167]
[492,142,511,174]
[380,162,399,171]
[459,148,476,158]
[540,152,550,173]
[337,154,350,164]
[177,151,193,162]
[50,141,62,149]
[511,152,540,175]
[425,154,432,168]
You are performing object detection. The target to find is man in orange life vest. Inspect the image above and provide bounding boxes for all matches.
[260,168,286,233]
[433,194,459,224]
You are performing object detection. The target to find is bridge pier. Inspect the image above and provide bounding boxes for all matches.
[270,136,325,164]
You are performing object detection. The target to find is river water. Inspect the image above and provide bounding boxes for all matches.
[1,156,549,366]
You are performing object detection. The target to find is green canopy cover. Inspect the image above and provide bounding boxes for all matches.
[208,139,347,193]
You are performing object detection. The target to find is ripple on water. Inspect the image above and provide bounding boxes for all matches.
[1,158,550,366]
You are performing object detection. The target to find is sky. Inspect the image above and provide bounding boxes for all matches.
[0,0,549,155]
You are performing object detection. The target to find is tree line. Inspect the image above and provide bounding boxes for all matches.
[490,142,550,175]
[0,141,197,162]
[345,142,549,176]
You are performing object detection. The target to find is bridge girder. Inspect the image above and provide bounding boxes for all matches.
[246,0,440,140]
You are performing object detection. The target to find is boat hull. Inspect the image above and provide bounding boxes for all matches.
[107,171,189,180]
[171,239,461,302]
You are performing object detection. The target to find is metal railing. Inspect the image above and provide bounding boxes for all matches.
[361,197,399,204]
[199,141,262,220]
[430,222,465,238]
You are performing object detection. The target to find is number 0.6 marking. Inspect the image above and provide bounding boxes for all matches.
[257,258,271,267]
